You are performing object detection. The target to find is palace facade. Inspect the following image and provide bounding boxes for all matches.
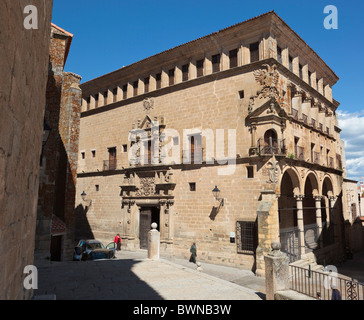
[76,11,350,275]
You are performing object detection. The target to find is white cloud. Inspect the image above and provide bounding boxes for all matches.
[338,110,364,181]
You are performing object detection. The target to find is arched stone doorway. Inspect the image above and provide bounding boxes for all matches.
[263,129,278,154]
[303,173,320,252]
[278,169,301,262]
[321,176,335,246]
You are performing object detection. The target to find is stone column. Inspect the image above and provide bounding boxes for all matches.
[189,60,197,80]
[256,190,280,277]
[329,196,339,243]
[282,47,289,69]
[249,124,258,155]
[314,195,323,248]
[264,241,290,300]
[175,65,182,84]
[240,42,250,65]
[295,194,306,257]
[159,199,167,240]
[292,91,302,119]
[302,96,312,123]
[148,223,160,260]
[116,86,123,102]
[317,78,324,95]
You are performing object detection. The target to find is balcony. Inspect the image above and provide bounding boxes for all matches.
[295,145,305,161]
[257,138,287,156]
[182,147,203,164]
[103,159,118,171]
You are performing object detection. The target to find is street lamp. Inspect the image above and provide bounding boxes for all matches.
[81,191,92,207]
[81,191,87,201]
[212,186,224,207]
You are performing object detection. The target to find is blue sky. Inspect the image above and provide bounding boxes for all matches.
[52,0,364,181]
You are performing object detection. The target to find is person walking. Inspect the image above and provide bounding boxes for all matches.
[114,233,121,251]
[189,242,197,264]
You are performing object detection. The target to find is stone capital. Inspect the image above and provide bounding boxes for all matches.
[294,194,304,201]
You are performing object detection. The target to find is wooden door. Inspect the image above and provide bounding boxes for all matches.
[139,209,152,249]
[108,147,117,170]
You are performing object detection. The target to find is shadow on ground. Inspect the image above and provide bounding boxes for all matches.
[35,258,163,300]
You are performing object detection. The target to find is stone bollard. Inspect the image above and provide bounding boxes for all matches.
[148,223,160,260]
[264,241,290,300]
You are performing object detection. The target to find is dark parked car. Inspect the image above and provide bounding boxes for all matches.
[73,240,116,261]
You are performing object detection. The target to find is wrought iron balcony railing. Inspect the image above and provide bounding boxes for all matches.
[257,138,287,156]
[103,159,118,171]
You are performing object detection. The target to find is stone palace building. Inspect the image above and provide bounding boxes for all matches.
[76,11,350,275]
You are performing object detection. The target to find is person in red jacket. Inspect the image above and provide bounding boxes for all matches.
[114,234,121,251]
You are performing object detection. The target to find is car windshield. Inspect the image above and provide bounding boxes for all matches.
[86,242,105,250]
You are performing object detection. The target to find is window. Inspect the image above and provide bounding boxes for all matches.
[189,182,196,192]
[144,77,150,93]
[122,144,127,153]
[169,68,175,86]
[133,81,138,96]
[277,46,282,64]
[182,64,189,81]
[108,147,117,170]
[250,42,259,63]
[212,54,220,73]
[104,91,108,105]
[95,185,99,192]
[239,90,244,99]
[196,59,204,77]
[91,150,96,158]
[189,134,202,164]
[289,55,293,72]
[86,97,91,110]
[308,71,312,86]
[94,94,99,108]
[247,166,254,179]
[299,64,303,79]
[113,88,118,103]
[81,152,85,159]
[236,221,258,254]
[156,73,161,89]
[122,84,127,99]
[229,49,238,68]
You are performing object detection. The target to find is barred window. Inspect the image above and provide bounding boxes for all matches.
[236,221,258,254]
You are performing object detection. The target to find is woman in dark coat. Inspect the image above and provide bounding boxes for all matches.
[189,242,197,263]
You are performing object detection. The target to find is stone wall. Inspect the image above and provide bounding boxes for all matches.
[35,25,82,262]
[0,0,53,299]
